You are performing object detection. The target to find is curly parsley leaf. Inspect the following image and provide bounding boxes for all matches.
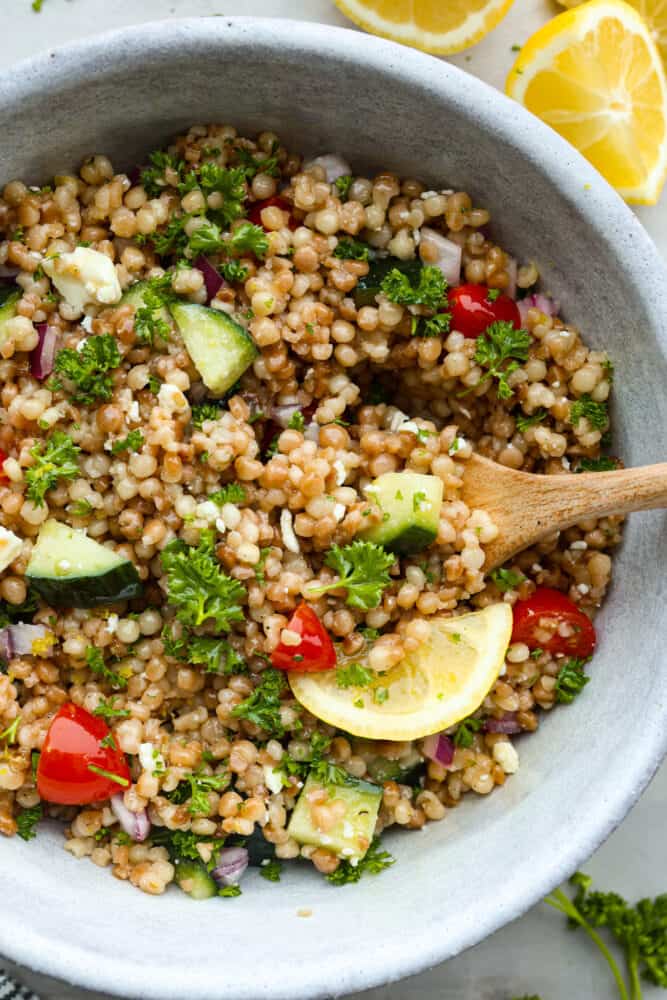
[231,667,288,738]
[54,333,121,405]
[208,483,247,506]
[259,859,283,882]
[417,311,451,338]
[453,715,483,748]
[26,431,80,506]
[326,838,395,885]
[86,646,128,690]
[287,410,305,431]
[198,164,247,226]
[150,215,189,257]
[307,540,395,611]
[381,265,447,311]
[188,635,247,675]
[161,530,246,632]
[16,804,42,841]
[111,429,144,454]
[473,321,531,399]
[515,408,547,432]
[570,395,609,431]
[336,662,374,689]
[334,175,353,200]
[489,567,524,592]
[227,221,269,258]
[93,696,130,721]
[234,143,280,179]
[333,238,370,261]
[220,259,249,283]
[140,150,184,197]
[191,402,223,428]
[555,657,590,703]
[150,827,225,863]
[576,456,619,473]
[133,279,172,346]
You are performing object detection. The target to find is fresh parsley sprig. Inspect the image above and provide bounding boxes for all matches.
[472,321,531,399]
[326,838,395,885]
[16,804,42,841]
[53,333,121,405]
[111,429,144,454]
[555,657,590,703]
[570,395,609,431]
[232,668,288,738]
[26,431,80,506]
[306,541,395,611]
[380,265,447,311]
[161,530,246,631]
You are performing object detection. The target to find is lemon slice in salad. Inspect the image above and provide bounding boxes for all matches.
[288,603,512,741]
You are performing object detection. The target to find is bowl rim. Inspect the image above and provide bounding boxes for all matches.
[2,15,667,1000]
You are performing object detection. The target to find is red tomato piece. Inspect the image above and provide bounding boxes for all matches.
[271,602,336,673]
[0,449,7,479]
[247,195,298,231]
[37,703,131,805]
[447,283,521,339]
[511,587,596,658]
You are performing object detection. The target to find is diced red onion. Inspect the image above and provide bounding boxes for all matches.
[194,255,226,304]
[211,846,249,887]
[505,257,518,300]
[421,732,455,767]
[0,624,50,660]
[304,153,352,183]
[419,228,461,286]
[111,793,150,842]
[517,292,558,325]
[30,322,58,380]
[484,713,522,735]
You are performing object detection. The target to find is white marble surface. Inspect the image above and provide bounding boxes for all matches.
[1,1,665,997]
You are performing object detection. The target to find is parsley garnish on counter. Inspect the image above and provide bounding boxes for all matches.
[53,333,121,405]
[545,873,667,999]
[326,838,395,885]
[473,321,531,399]
[306,540,395,611]
[26,431,80,506]
[161,529,246,631]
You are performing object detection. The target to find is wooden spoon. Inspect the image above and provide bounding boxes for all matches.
[459,453,667,572]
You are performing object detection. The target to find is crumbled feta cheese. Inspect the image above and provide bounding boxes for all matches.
[280,509,300,553]
[127,400,140,422]
[449,436,466,456]
[578,583,590,594]
[387,408,409,432]
[492,741,520,774]
[43,247,122,312]
[397,420,420,435]
[105,613,119,635]
[333,460,347,486]
[531,563,543,573]
[0,527,22,573]
[80,314,94,333]
[138,742,165,774]
[333,503,346,522]
[570,540,588,551]
[420,190,438,199]
[158,382,190,416]
[263,765,284,795]
[561,456,571,470]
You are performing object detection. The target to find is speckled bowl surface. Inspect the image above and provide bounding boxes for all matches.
[1,17,666,1000]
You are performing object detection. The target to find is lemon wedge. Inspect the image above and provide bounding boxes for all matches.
[288,603,512,741]
[506,0,667,204]
[333,0,516,55]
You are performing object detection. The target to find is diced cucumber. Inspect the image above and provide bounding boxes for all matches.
[121,279,173,328]
[170,302,257,396]
[0,289,20,348]
[366,747,423,785]
[361,471,443,555]
[354,257,423,307]
[287,772,382,862]
[174,860,218,899]
[26,519,142,607]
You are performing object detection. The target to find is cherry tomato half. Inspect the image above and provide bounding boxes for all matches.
[247,195,298,231]
[37,703,131,805]
[0,449,7,480]
[511,587,596,658]
[447,283,521,339]
[271,602,336,672]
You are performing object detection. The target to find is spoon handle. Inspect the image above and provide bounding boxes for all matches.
[541,462,667,525]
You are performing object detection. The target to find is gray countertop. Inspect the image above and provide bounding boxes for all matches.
[1,1,665,997]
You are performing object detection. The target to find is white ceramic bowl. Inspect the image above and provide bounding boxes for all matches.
[1,17,666,1000]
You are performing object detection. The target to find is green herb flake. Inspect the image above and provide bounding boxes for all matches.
[490,567,525,592]
[334,175,353,200]
[16,804,42,841]
[336,662,374,689]
[26,431,80,507]
[160,530,246,632]
[306,540,394,611]
[453,715,483,748]
[570,395,608,431]
[259,859,283,882]
[555,657,590,703]
[232,667,288,738]
[515,408,547,432]
[111,429,144,454]
[87,764,129,788]
[326,838,395,885]
[472,321,531,399]
[380,265,447,311]
[208,482,247,506]
[333,238,370,261]
[54,333,121,405]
